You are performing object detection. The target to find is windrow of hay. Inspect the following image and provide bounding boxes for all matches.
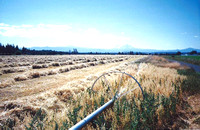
[0,55,133,69]
[1,67,27,75]
[11,59,130,83]
[0,55,134,78]
[32,64,48,69]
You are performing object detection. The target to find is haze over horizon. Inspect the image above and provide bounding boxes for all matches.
[0,0,200,50]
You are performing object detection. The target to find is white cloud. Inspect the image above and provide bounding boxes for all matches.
[194,35,199,38]
[0,23,130,49]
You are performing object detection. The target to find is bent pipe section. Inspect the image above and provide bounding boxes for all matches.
[69,98,115,130]
[91,71,144,98]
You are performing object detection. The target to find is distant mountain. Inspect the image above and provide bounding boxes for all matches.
[177,48,200,53]
[30,45,200,53]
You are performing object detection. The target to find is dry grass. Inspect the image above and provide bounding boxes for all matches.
[57,62,186,129]
[32,64,48,69]
[0,55,146,129]
[1,68,16,74]
[0,79,15,88]
[146,56,190,69]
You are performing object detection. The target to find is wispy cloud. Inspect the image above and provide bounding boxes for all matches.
[0,23,130,48]
[194,35,199,38]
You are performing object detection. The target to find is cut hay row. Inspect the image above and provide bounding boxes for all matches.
[0,55,132,76]
[0,55,131,68]
[0,56,137,89]
[13,60,124,82]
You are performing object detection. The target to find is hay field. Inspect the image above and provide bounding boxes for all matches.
[0,55,144,129]
[1,55,199,129]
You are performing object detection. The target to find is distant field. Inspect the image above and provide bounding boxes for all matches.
[164,55,200,66]
[0,55,200,129]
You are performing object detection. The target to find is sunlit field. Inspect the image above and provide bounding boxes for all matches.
[0,55,200,129]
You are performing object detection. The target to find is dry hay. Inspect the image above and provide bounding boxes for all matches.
[1,68,16,74]
[59,67,70,73]
[54,89,73,102]
[14,75,28,81]
[32,64,48,69]
[0,55,145,129]
[28,72,40,78]
[51,62,60,67]
[47,70,57,75]
[147,56,190,70]
[0,79,15,88]
[0,102,44,129]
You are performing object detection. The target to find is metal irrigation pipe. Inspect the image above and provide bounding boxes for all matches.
[91,71,144,98]
[69,71,144,130]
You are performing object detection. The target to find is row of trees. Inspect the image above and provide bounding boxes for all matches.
[0,43,79,55]
[0,43,199,55]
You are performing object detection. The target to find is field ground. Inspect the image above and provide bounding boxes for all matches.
[0,55,200,129]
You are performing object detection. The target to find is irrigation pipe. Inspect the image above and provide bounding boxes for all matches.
[69,71,144,130]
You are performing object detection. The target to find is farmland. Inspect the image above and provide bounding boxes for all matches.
[164,55,200,66]
[0,55,200,129]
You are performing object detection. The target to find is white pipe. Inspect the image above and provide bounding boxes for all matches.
[69,98,115,130]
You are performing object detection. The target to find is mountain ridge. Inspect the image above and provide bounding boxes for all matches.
[30,45,200,53]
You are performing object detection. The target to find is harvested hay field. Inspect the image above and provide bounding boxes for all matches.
[0,55,200,129]
[0,55,142,128]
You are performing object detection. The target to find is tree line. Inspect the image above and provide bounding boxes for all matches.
[0,43,199,55]
[0,43,78,55]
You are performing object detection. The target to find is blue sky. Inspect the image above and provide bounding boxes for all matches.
[0,0,200,50]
